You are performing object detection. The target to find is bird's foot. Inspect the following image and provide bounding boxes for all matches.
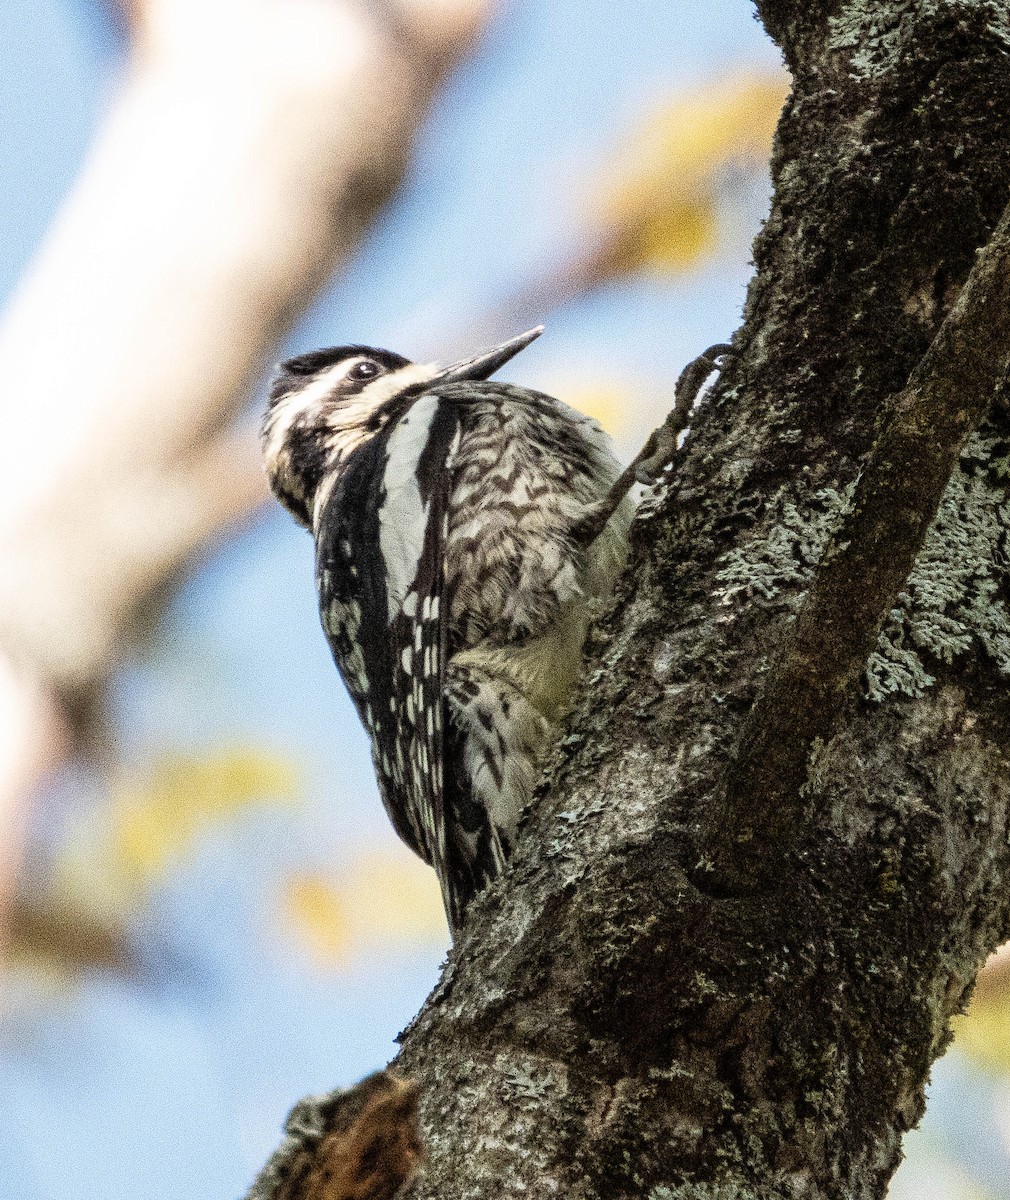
[574,343,734,547]
[633,342,734,486]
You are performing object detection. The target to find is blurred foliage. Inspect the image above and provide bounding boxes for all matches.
[283,872,352,964]
[489,70,789,333]
[8,892,128,984]
[9,748,301,982]
[10,747,451,984]
[281,850,447,968]
[66,747,302,910]
[556,381,636,438]
[951,950,1010,1076]
[588,72,789,281]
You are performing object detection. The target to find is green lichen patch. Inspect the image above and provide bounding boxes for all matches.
[712,434,1010,701]
[713,487,852,605]
[866,432,1010,699]
[827,0,1010,81]
[648,1187,747,1199]
[827,0,917,79]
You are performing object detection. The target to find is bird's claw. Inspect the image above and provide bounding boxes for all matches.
[634,426,677,486]
[633,343,734,486]
[576,343,734,548]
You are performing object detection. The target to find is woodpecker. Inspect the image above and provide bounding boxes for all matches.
[262,326,728,935]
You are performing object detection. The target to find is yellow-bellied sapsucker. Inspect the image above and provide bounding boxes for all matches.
[262,326,727,935]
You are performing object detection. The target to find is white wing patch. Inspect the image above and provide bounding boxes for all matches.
[379,392,441,622]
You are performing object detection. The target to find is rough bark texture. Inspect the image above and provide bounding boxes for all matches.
[708,195,1010,892]
[246,1072,422,1200]
[387,3,1010,1197]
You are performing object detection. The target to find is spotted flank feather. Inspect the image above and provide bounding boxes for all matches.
[443,662,552,922]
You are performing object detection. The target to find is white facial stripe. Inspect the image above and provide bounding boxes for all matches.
[268,358,444,533]
[312,469,341,531]
[379,391,440,622]
[325,362,439,426]
[262,359,357,466]
[265,360,436,465]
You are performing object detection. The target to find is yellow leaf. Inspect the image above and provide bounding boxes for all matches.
[344,849,448,944]
[553,381,635,437]
[57,746,302,916]
[541,378,675,454]
[614,196,719,276]
[282,872,352,966]
[591,72,790,279]
[278,847,447,967]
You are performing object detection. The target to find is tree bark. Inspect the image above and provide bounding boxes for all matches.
[242,2,1010,1196]
[386,3,1010,1197]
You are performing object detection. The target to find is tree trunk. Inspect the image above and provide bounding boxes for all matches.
[388,3,1010,1196]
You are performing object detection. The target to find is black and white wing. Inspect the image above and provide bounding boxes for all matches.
[314,393,462,926]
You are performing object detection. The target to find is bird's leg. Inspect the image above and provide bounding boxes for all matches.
[574,343,734,547]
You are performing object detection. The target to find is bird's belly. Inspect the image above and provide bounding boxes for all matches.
[450,596,590,726]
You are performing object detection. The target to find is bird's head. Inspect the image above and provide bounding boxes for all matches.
[262,326,543,527]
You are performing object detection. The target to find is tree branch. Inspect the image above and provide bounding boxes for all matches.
[244,1071,422,1200]
[0,0,490,704]
[705,196,1010,891]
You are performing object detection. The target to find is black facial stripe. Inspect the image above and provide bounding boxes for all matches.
[269,345,413,405]
[267,415,331,525]
[288,344,410,375]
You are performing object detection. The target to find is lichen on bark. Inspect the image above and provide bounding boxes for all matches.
[868,430,1010,697]
[709,423,1010,704]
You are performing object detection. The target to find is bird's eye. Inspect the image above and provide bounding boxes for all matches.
[349,360,380,381]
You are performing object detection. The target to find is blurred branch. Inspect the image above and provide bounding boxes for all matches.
[0,659,70,957]
[8,892,130,979]
[109,0,141,37]
[0,0,493,947]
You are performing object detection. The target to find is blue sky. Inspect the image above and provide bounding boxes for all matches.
[2,3,1003,1199]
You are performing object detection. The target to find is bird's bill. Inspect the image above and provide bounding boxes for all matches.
[436,326,544,384]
